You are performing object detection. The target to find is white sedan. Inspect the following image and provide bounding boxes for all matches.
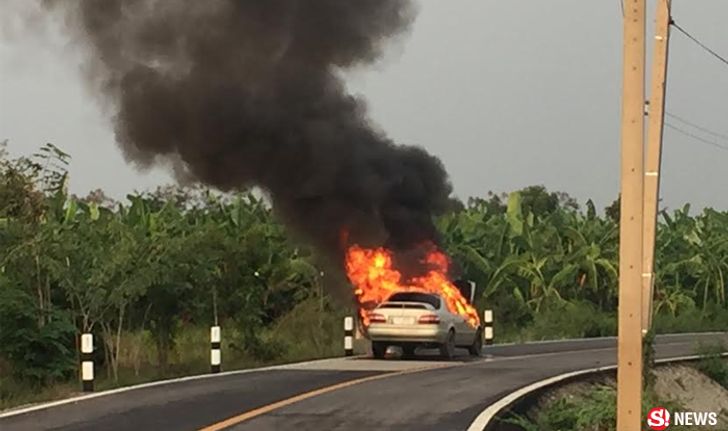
[365,291,482,359]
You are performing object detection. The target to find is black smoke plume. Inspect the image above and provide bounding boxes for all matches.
[45,0,453,275]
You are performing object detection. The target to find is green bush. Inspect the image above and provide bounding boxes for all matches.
[695,343,728,388]
[503,384,617,431]
[526,300,616,340]
[503,383,690,431]
[268,296,347,362]
[643,329,657,389]
[491,292,534,339]
[0,286,76,385]
[654,304,728,334]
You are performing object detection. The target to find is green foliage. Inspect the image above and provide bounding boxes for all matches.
[694,343,728,389]
[518,185,579,216]
[269,297,348,362]
[442,185,728,340]
[0,284,76,384]
[653,304,728,334]
[503,383,690,431]
[0,144,323,389]
[527,300,616,340]
[643,329,657,389]
[502,384,617,431]
[604,195,620,223]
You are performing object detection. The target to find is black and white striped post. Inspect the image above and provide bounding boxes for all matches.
[344,316,354,356]
[483,310,494,346]
[210,326,221,373]
[80,333,94,392]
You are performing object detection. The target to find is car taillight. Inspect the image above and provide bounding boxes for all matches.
[368,313,386,323]
[418,314,440,324]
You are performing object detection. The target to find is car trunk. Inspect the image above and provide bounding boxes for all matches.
[376,302,433,326]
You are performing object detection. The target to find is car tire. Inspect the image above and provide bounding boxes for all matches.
[372,341,387,359]
[440,329,456,360]
[468,328,483,357]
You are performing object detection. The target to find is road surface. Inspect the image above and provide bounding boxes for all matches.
[2,333,726,431]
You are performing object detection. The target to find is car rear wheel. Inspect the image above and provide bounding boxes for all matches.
[372,341,387,359]
[468,328,483,357]
[440,329,456,359]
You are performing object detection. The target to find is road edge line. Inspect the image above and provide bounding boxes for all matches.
[466,352,728,431]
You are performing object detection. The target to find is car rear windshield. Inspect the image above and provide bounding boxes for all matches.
[386,292,441,309]
[379,303,428,309]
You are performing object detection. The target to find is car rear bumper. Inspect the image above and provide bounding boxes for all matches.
[366,324,449,344]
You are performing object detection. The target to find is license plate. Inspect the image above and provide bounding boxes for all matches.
[391,317,415,325]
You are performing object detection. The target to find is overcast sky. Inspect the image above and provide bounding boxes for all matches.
[1,1,727,211]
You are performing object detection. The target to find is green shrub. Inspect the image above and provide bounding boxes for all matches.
[503,383,688,431]
[654,303,728,334]
[502,384,616,431]
[268,296,347,362]
[0,286,76,385]
[527,300,616,340]
[643,329,656,389]
[694,343,728,388]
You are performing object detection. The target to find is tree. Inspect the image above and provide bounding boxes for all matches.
[605,195,620,223]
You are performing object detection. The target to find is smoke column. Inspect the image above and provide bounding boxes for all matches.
[45,0,453,273]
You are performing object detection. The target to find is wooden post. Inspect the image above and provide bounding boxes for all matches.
[641,0,672,335]
[617,1,646,430]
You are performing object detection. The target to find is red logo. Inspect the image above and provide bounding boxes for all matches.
[647,407,671,430]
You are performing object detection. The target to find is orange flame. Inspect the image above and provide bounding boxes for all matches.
[345,245,480,328]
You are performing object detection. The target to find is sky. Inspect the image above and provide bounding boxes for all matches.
[1,0,727,211]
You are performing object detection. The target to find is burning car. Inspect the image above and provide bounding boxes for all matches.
[345,244,482,359]
[365,287,482,359]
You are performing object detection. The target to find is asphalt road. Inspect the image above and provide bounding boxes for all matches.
[2,333,726,431]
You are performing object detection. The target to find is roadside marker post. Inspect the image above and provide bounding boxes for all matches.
[80,333,94,392]
[211,326,221,373]
[484,310,494,346]
[344,316,354,356]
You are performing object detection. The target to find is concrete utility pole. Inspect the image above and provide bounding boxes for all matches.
[641,0,672,334]
[617,0,646,430]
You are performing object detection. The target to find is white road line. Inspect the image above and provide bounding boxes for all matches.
[466,352,728,431]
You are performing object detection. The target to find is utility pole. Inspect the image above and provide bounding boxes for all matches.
[617,0,646,430]
[641,0,672,335]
